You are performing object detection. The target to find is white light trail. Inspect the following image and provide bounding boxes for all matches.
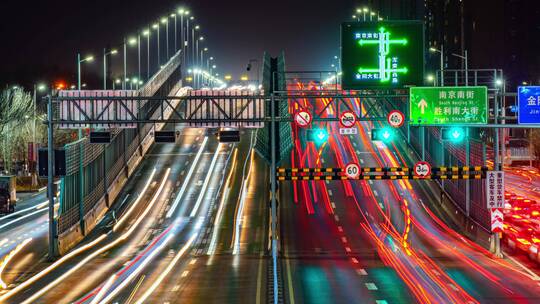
[189,144,223,217]
[166,136,209,218]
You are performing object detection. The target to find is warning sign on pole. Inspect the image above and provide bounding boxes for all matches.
[486,171,504,209]
[490,208,504,233]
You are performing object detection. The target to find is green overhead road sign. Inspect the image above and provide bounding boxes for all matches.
[341,21,424,90]
[409,86,488,125]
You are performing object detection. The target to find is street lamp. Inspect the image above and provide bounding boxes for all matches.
[429,46,444,86]
[171,13,177,53]
[451,50,469,85]
[178,8,188,67]
[130,36,142,82]
[112,78,121,90]
[32,82,47,177]
[152,23,160,66]
[77,53,94,90]
[142,29,151,80]
[193,25,201,67]
[161,17,169,60]
[122,37,138,90]
[103,48,118,89]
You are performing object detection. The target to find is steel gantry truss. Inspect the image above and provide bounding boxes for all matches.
[44,88,538,301]
[48,92,409,126]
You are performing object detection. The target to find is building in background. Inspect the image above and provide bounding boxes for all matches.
[423,0,540,87]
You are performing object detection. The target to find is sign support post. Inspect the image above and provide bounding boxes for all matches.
[47,96,57,260]
[269,94,279,304]
[493,91,502,258]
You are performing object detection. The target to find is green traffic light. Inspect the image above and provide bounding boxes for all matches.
[313,128,329,144]
[442,127,465,142]
[371,127,394,142]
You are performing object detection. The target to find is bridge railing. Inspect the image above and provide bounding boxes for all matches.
[55,51,183,254]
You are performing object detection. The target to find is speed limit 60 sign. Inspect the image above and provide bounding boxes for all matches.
[345,162,361,179]
[414,161,431,178]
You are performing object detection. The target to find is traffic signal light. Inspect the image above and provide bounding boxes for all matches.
[90,131,111,144]
[155,131,176,143]
[307,128,329,145]
[371,127,394,142]
[441,127,465,142]
[218,130,241,143]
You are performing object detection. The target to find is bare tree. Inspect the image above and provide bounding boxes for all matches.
[0,87,42,174]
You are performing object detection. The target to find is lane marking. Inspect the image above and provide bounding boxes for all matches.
[365,283,378,290]
[357,269,368,276]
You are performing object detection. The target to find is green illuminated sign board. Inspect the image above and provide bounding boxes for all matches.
[409,87,488,125]
[341,21,424,90]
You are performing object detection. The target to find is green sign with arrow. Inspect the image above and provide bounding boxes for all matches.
[409,86,488,125]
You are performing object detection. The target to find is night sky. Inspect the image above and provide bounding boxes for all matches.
[0,0,358,89]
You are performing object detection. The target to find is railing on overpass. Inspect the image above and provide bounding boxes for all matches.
[52,50,183,255]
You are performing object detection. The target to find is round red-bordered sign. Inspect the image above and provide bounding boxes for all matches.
[344,162,361,179]
[339,111,357,128]
[294,110,312,128]
[413,161,431,178]
[387,110,405,128]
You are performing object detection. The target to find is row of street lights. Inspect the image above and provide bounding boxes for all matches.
[352,7,383,22]
[76,6,218,91]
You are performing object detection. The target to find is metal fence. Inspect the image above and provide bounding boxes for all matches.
[57,51,183,235]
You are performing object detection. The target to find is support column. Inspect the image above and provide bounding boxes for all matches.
[465,128,470,216]
[47,96,57,260]
[493,92,502,258]
[270,94,279,304]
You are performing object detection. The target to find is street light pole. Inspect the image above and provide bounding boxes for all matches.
[143,29,150,80]
[103,48,117,90]
[123,39,127,90]
[451,50,469,86]
[161,17,169,61]
[138,35,141,82]
[185,15,191,66]
[153,23,160,67]
[429,46,445,86]
[77,53,81,90]
[172,13,177,52]
[103,48,107,90]
[179,10,186,67]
